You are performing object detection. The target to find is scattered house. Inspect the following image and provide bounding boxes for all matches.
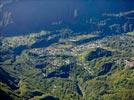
[124,59,134,69]
[42,73,47,77]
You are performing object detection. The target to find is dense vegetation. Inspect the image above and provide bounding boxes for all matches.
[0,30,134,100]
[0,0,134,100]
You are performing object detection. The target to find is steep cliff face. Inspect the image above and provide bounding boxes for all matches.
[0,67,18,89]
[1,0,134,36]
[0,67,19,99]
[0,0,14,29]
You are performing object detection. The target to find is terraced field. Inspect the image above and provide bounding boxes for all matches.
[0,0,134,100]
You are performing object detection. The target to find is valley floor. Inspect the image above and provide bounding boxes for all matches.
[0,30,134,100]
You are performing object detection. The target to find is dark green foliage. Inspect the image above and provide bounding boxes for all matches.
[1,33,134,100]
[86,48,112,61]
[0,89,13,100]
[0,67,18,89]
[98,62,113,76]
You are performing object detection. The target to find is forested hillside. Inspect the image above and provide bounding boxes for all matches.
[0,0,134,100]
